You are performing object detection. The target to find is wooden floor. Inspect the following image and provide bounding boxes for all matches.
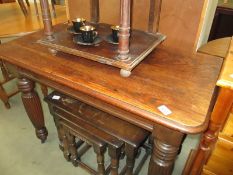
[0,2,67,37]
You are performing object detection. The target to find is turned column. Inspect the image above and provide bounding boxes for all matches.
[148,124,185,175]
[39,0,54,41]
[108,145,122,175]
[93,144,106,175]
[0,85,10,109]
[67,132,79,166]
[18,0,28,16]
[189,88,233,175]
[125,144,138,175]
[0,59,11,81]
[118,0,131,60]
[18,77,48,143]
[90,0,99,24]
[148,0,162,33]
[34,0,39,16]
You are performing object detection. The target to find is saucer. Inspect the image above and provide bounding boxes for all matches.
[67,26,80,35]
[104,35,119,45]
[73,35,102,46]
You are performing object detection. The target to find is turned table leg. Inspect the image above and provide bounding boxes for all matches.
[34,0,39,16]
[0,85,10,109]
[189,88,233,175]
[18,0,28,16]
[18,77,48,143]
[148,124,185,175]
[51,0,56,18]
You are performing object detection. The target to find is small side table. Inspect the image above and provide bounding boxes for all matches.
[187,37,233,175]
[198,37,231,58]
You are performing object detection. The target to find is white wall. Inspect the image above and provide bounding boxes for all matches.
[196,0,218,49]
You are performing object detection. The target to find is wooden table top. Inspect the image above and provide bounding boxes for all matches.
[217,37,233,89]
[0,24,223,134]
[218,0,233,9]
[198,37,231,58]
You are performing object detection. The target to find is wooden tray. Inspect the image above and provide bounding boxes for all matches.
[37,23,166,77]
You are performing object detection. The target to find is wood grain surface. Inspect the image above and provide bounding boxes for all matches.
[217,37,233,89]
[0,27,222,134]
[198,37,232,58]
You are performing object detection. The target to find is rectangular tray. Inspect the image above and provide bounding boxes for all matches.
[37,23,166,74]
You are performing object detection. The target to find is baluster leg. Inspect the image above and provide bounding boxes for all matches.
[125,144,137,175]
[148,125,185,175]
[0,60,11,81]
[60,125,70,161]
[50,112,63,150]
[67,132,79,166]
[189,88,233,175]
[93,144,106,175]
[18,77,48,143]
[0,60,10,108]
[108,145,122,175]
[0,85,10,109]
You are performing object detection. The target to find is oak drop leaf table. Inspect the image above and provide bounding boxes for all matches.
[0,25,223,175]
